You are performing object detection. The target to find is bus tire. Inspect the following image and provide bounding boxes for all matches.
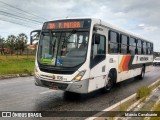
[101,72,114,93]
[138,66,145,80]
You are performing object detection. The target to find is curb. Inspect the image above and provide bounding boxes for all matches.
[85,79,160,120]
[0,73,34,80]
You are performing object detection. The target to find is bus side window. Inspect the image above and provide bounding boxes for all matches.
[108,31,119,54]
[147,43,151,55]
[120,34,128,54]
[92,34,106,57]
[151,43,153,54]
[129,37,136,55]
[143,41,147,55]
[90,34,106,68]
[137,39,142,55]
[97,36,106,54]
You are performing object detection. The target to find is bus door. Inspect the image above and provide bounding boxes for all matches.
[89,27,107,91]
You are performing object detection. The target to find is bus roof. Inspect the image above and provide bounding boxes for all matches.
[44,18,153,43]
[91,18,152,43]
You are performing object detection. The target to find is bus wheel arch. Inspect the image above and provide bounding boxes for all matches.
[102,68,117,93]
[110,68,117,84]
[138,64,145,80]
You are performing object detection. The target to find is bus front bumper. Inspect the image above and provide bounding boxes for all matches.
[34,76,89,94]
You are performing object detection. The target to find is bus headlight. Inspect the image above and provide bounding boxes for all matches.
[73,70,86,81]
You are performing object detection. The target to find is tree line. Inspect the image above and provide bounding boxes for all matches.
[0,33,28,55]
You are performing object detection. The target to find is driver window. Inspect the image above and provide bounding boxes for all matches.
[97,36,106,54]
[90,34,106,68]
[92,34,106,56]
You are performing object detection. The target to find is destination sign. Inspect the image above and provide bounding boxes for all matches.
[48,21,83,29]
[43,19,91,30]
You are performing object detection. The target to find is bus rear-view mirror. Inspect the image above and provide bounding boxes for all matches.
[30,30,41,45]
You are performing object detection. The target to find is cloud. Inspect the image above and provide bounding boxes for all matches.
[0,0,160,51]
[138,23,158,31]
[138,24,145,27]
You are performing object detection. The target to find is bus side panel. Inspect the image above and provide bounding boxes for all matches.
[118,54,153,82]
[88,54,119,92]
[145,55,153,73]
[117,54,134,82]
[88,58,108,92]
[88,25,109,92]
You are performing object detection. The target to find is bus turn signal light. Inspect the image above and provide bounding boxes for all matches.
[73,70,86,81]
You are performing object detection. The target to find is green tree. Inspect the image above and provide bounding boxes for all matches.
[16,33,28,55]
[6,35,16,55]
[0,36,5,55]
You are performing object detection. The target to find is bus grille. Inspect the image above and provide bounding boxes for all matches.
[41,80,68,90]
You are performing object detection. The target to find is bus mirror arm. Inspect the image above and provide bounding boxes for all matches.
[30,30,41,45]
[30,35,33,45]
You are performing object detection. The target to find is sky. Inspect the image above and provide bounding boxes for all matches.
[0,0,160,52]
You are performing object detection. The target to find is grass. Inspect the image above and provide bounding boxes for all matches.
[119,102,130,111]
[150,102,160,120]
[0,55,35,75]
[137,86,151,102]
[154,102,160,111]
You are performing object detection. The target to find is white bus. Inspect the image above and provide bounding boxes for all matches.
[31,18,153,93]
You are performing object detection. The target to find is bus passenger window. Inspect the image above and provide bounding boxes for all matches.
[109,31,119,53]
[151,43,153,54]
[120,34,128,54]
[129,37,136,55]
[143,42,147,55]
[137,39,142,54]
[147,43,151,55]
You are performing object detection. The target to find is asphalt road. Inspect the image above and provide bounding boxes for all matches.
[0,66,160,120]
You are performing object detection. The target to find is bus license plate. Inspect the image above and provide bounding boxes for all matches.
[49,85,59,90]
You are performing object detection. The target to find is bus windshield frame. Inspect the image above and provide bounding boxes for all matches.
[37,29,90,68]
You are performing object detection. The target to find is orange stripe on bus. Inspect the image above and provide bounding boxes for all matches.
[119,55,131,72]
[123,55,131,71]
[119,55,126,72]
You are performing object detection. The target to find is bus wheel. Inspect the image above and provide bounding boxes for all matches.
[138,66,145,80]
[101,72,114,93]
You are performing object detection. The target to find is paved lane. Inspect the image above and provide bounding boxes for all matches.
[0,66,160,119]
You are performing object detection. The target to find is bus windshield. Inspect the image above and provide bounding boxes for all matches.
[37,30,89,67]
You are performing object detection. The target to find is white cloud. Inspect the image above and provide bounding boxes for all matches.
[138,24,145,27]
[144,26,158,32]
[0,0,160,51]
[138,24,158,32]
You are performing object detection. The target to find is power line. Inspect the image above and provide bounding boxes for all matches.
[0,15,41,27]
[0,1,48,21]
[0,19,35,28]
[0,11,42,28]
[0,11,43,24]
[0,18,39,28]
[0,6,44,23]
[0,15,42,29]
[0,1,44,30]
[0,17,42,28]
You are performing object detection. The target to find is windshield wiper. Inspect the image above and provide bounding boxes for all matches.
[62,29,76,48]
[65,29,76,42]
